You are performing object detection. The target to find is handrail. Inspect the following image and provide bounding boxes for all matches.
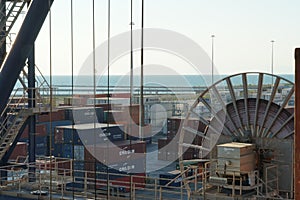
[0,0,29,49]
[0,160,198,199]
[165,167,190,187]
[254,167,284,199]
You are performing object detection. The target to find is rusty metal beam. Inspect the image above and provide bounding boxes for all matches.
[295,48,300,199]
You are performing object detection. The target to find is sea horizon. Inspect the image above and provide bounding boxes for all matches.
[40,74,294,87]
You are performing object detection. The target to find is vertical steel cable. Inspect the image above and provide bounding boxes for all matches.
[70,0,75,198]
[106,0,111,197]
[140,0,144,140]
[130,0,133,106]
[129,0,133,197]
[48,0,53,197]
[107,0,111,100]
[92,0,97,198]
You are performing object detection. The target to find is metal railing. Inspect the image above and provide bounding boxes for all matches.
[0,158,202,200]
[0,0,29,49]
[201,160,286,199]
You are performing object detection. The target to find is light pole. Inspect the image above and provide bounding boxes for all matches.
[211,35,215,86]
[129,16,135,106]
[271,40,275,86]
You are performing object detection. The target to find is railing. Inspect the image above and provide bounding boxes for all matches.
[0,0,28,49]
[0,158,290,199]
[16,85,208,96]
[0,82,54,160]
[201,160,286,199]
[0,158,203,200]
[0,87,31,159]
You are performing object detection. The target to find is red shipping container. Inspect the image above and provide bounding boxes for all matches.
[158,138,168,149]
[125,124,152,139]
[167,117,206,146]
[113,104,140,124]
[110,173,146,192]
[95,104,113,111]
[37,109,65,122]
[10,142,27,160]
[20,123,47,139]
[158,137,178,153]
[20,125,29,140]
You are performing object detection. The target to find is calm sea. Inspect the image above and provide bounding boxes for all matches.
[41,74,294,87]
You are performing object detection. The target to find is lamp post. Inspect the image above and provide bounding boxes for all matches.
[130,0,134,106]
[211,35,215,86]
[129,21,134,105]
[271,40,275,86]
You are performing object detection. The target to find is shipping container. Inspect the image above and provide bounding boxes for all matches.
[63,97,87,106]
[85,156,146,180]
[157,138,178,153]
[95,104,114,111]
[39,120,73,136]
[9,142,27,161]
[57,158,72,172]
[74,145,85,160]
[64,107,104,124]
[167,116,206,141]
[169,142,201,160]
[73,160,86,178]
[20,123,48,140]
[166,151,178,161]
[159,170,183,187]
[54,128,82,145]
[124,124,152,138]
[113,104,140,125]
[101,93,131,98]
[37,109,66,123]
[127,123,152,144]
[67,172,146,193]
[87,97,130,106]
[158,150,167,161]
[55,123,125,145]
[109,173,146,192]
[157,137,200,161]
[84,140,146,164]
[103,110,125,124]
[158,138,168,149]
[182,149,198,160]
[53,143,63,157]
[35,135,48,156]
[62,144,73,158]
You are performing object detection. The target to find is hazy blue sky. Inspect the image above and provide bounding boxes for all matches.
[31,0,300,76]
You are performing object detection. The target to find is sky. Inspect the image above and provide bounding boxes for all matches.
[24,0,300,76]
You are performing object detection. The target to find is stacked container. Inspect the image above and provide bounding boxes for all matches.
[158,116,206,161]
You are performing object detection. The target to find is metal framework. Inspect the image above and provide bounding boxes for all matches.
[179,72,294,198]
[0,158,201,200]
